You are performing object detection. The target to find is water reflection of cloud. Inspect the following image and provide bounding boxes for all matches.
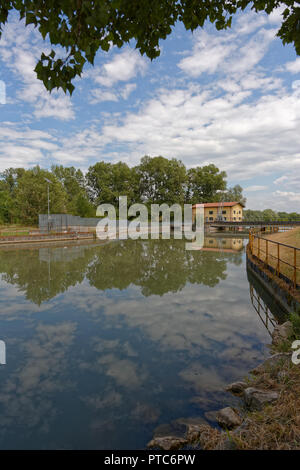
[61,277,269,360]
[56,260,270,397]
[0,281,52,319]
[79,337,147,390]
[0,322,77,438]
[83,390,123,410]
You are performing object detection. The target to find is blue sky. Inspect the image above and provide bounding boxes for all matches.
[0,7,300,211]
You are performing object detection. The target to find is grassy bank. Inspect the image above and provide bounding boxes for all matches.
[0,224,38,237]
[195,314,300,450]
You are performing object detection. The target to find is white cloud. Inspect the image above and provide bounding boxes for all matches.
[178,32,234,76]
[89,89,119,104]
[285,58,300,74]
[99,82,300,187]
[0,124,58,171]
[92,49,147,87]
[178,25,276,78]
[87,48,144,103]
[0,17,74,121]
[89,82,137,104]
[274,190,300,203]
[274,175,288,185]
[121,83,137,100]
[245,185,268,192]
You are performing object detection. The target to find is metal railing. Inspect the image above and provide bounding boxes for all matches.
[248,226,300,290]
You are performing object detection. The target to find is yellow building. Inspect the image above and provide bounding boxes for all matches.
[192,202,245,223]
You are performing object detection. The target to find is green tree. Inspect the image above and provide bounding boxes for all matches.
[0,188,13,223]
[86,161,136,207]
[135,155,187,205]
[243,209,262,221]
[0,168,26,223]
[14,166,68,225]
[262,208,278,221]
[1,1,298,94]
[51,165,95,217]
[222,184,246,206]
[186,164,227,203]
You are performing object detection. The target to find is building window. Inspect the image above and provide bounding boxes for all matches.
[224,217,227,221]
[209,211,213,214]
[233,210,236,214]
[233,217,236,220]
[209,217,213,221]
[209,239,214,244]
[222,210,226,214]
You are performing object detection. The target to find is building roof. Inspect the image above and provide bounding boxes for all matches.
[192,202,245,208]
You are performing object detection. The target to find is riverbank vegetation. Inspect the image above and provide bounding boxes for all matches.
[147,313,300,450]
[0,157,245,226]
[199,314,300,450]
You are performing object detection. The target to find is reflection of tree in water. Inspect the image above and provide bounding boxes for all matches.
[0,239,243,304]
[0,246,95,305]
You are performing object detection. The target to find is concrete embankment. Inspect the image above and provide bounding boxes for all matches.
[0,232,95,246]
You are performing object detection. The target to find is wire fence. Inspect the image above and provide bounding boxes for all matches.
[249,226,300,290]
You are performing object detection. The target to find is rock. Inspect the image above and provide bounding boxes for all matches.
[175,416,207,428]
[216,407,242,429]
[174,417,208,442]
[225,381,248,396]
[251,353,291,375]
[147,436,188,450]
[243,387,279,410]
[186,424,205,442]
[272,321,293,346]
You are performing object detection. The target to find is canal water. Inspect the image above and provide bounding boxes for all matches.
[0,237,284,449]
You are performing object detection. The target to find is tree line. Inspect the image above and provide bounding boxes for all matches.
[0,156,246,225]
[243,209,300,222]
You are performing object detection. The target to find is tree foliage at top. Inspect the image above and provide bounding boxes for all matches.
[0,1,299,94]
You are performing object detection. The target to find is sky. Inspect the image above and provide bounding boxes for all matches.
[0,7,300,211]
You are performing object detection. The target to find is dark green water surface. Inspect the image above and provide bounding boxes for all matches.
[0,237,280,449]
